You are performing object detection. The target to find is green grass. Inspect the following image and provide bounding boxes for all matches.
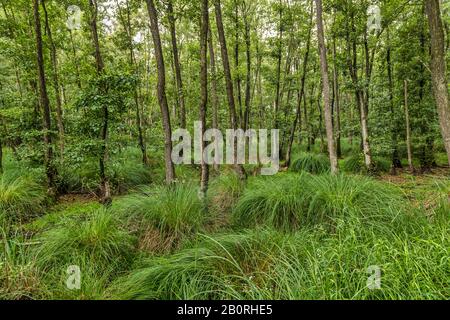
[114,183,207,252]
[0,169,48,223]
[290,153,330,174]
[342,154,391,174]
[109,221,448,300]
[233,173,407,232]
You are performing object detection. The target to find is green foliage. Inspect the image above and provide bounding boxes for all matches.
[290,153,330,174]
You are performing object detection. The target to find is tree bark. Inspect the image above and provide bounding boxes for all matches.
[89,0,111,204]
[332,35,341,159]
[199,0,210,197]
[208,23,220,171]
[42,0,65,162]
[243,3,251,131]
[285,3,313,167]
[167,0,186,129]
[404,80,414,173]
[315,0,338,173]
[386,27,402,173]
[214,0,246,179]
[146,0,176,184]
[33,0,57,195]
[116,0,148,165]
[425,0,450,166]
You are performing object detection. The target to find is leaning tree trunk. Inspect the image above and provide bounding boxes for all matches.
[33,0,57,195]
[315,0,338,174]
[167,0,186,129]
[146,0,176,184]
[243,6,251,131]
[425,0,450,166]
[89,0,111,205]
[214,0,246,179]
[199,0,210,198]
[42,0,65,162]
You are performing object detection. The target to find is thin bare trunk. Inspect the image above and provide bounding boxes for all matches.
[404,80,414,173]
[42,0,64,162]
[146,0,176,184]
[167,0,186,129]
[33,0,57,195]
[425,0,450,166]
[214,0,246,179]
[315,0,338,173]
[200,0,210,197]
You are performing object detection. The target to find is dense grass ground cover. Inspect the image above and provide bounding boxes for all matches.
[0,148,449,300]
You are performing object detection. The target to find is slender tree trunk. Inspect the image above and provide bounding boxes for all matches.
[345,13,373,170]
[285,3,313,167]
[332,35,341,159]
[208,23,220,171]
[404,80,414,173]
[234,1,243,126]
[274,0,283,131]
[243,4,251,131]
[199,0,210,197]
[68,29,82,90]
[116,0,148,165]
[425,0,450,166]
[214,0,246,179]
[167,0,186,129]
[386,27,402,173]
[315,0,338,173]
[42,0,64,162]
[89,0,111,204]
[33,0,57,195]
[146,0,176,184]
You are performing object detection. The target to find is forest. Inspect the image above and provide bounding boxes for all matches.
[0,0,449,300]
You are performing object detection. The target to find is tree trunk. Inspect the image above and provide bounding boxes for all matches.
[285,3,313,167]
[146,0,176,184]
[425,0,450,166]
[234,1,243,126]
[404,80,415,173]
[199,0,210,197]
[315,0,338,173]
[42,0,65,162]
[345,12,373,170]
[116,0,148,165]
[243,4,251,131]
[274,0,283,131]
[332,35,341,159]
[33,0,57,195]
[214,0,246,179]
[386,27,402,173]
[89,0,111,204]
[208,23,220,172]
[167,0,186,129]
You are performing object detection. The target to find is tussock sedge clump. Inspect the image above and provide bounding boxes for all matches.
[114,183,207,252]
[108,225,448,300]
[33,208,136,293]
[290,153,331,174]
[233,173,408,231]
[342,154,391,174]
[0,169,48,223]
